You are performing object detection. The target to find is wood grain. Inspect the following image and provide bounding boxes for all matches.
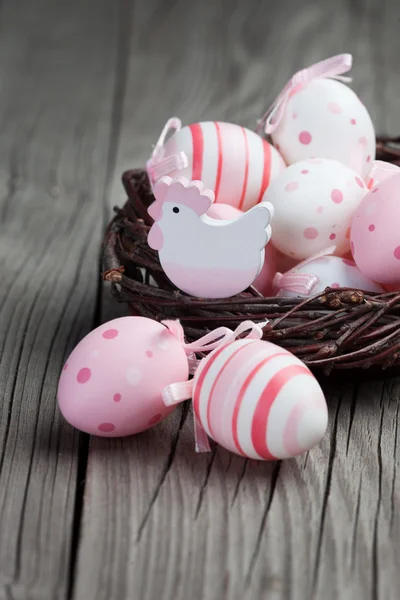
[0,0,120,598]
[73,0,400,599]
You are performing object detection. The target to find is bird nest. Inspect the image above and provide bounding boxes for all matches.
[103,136,400,375]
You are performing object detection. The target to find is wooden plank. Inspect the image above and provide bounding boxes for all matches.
[0,0,120,598]
[73,0,400,598]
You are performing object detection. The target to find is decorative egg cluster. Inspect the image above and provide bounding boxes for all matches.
[57,52,396,462]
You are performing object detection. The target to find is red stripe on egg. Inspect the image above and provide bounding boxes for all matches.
[189,123,204,180]
[238,127,250,210]
[214,122,223,201]
[251,364,311,459]
[256,140,272,204]
[231,353,288,456]
[192,343,230,422]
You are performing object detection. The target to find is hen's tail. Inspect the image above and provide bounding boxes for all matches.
[238,202,274,249]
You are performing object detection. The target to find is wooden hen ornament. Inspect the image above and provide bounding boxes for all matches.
[147,176,274,298]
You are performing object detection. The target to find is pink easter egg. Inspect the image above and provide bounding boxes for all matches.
[58,317,189,437]
[351,173,400,284]
[206,202,276,296]
[263,158,367,259]
[148,121,286,210]
[272,78,375,178]
[366,160,400,190]
[275,255,384,298]
[192,339,327,460]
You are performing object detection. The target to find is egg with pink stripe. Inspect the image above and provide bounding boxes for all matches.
[191,339,328,460]
[147,118,285,211]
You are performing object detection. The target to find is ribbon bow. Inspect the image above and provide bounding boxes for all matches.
[273,246,336,296]
[161,320,267,452]
[146,117,189,183]
[257,54,353,135]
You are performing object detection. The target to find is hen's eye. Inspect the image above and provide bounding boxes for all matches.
[172,207,180,214]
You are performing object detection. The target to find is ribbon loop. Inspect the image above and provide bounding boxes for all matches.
[258,54,353,135]
[146,117,188,183]
[273,246,336,296]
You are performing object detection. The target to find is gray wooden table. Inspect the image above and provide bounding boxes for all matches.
[0,0,399,598]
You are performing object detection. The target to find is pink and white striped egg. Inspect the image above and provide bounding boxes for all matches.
[263,158,368,260]
[274,255,384,298]
[206,202,277,296]
[351,172,400,285]
[272,78,375,178]
[192,339,328,460]
[148,121,285,211]
[57,317,189,436]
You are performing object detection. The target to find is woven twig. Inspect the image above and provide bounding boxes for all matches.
[102,137,400,374]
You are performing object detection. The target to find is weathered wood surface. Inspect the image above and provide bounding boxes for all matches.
[0,0,399,599]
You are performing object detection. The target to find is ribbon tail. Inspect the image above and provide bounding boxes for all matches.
[194,414,211,453]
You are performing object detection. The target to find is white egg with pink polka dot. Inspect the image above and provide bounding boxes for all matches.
[271,78,375,179]
[263,157,368,260]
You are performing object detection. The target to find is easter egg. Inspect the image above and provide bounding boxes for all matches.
[274,255,384,297]
[271,78,375,178]
[192,338,328,459]
[206,202,277,296]
[263,158,367,259]
[147,119,285,210]
[351,173,400,285]
[58,317,189,436]
[366,160,400,189]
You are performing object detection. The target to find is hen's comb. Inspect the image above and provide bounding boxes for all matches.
[153,176,215,216]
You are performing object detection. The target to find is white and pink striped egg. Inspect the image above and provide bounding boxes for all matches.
[272,78,375,178]
[192,339,328,460]
[57,317,189,437]
[149,121,285,211]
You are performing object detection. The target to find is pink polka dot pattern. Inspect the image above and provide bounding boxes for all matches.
[331,283,340,289]
[372,187,379,194]
[304,227,318,240]
[359,136,368,146]
[368,224,375,232]
[301,169,309,174]
[299,131,312,145]
[77,368,91,384]
[331,189,343,204]
[367,155,371,163]
[394,247,400,260]
[329,233,336,240]
[113,393,121,402]
[292,111,297,119]
[102,329,118,339]
[98,423,115,433]
[146,350,153,358]
[316,206,323,214]
[328,102,342,114]
[63,363,68,371]
[355,176,364,189]
[148,414,162,426]
[285,181,299,192]
[350,118,356,125]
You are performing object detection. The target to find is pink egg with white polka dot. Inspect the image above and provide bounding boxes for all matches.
[206,202,277,296]
[262,158,367,260]
[191,339,327,459]
[274,255,384,298]
[57,317,189,437]
[351,173,400,285]
[271,78,375,179]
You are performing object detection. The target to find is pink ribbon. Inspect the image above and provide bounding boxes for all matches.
[273,246,336,296]
[257,54,353,135]
[146,117,188,183]
[161,319,267,452]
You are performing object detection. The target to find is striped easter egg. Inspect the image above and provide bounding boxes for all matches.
[148,121,286,211]
[192,339,327,460]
